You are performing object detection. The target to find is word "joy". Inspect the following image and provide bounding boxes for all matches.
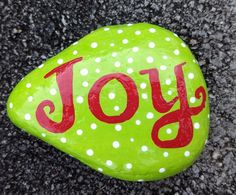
[36,57,206,148]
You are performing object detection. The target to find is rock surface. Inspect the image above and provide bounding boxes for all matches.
[7,23,210,181]
[0,0,235,194]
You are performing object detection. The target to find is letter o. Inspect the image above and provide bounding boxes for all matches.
[88,73,139,123]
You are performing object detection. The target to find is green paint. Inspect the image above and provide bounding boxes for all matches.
[7,23,210,181]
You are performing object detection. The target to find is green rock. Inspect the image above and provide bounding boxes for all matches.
[7,23,210,181]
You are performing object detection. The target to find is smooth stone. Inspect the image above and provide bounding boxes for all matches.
[7,23,210,181]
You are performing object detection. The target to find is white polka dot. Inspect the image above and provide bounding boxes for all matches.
[159,168,166,173]
[127,57,134,63]
[72,41,78,45]
[76,129,83,135]
[132,47,139,52]
[110,43,115,47]
[50,88,57,95]
[98,168,103,172]
[95,57,101,63]
[57,59,63,64]
[148,42,155,48]
[114,106,120,111]
[90,123,97,130]
[127,68,133,74]
[127,23,133,26]
[106,160,113,166]
[9,102,13,109]
[135,120,141,125]
[122,39,128,44]
[76,96,84,104]
[146,112,154,119]
[167,90,172,95]
[184,151,190,157]
[166,128,172,134]
[165,79,171,85]
[208,114,210,119]
[86,149,94,156]
[112,52,117,57]
[130,138,134,142]
[162,55,168,60]
[114,61,121,67]
[174,33,178,37]
[194,122,200,129]
[160,65,167,70]
[60,137,67,143]
[82,81,89,87]
[112,141,120,148]
[95,68,100,73]
[190,97,196,103]
[125,163,132,169]
[24,113,31,120]
[137,179,144,182]
[41,133,46,137]
[142,93,148,99]
[163,152,169,157]
[140,83,146,89]
[115,124,122,131]
[80,68,88,76]
[104,27,110,31]
[73,50,78,55]
[91,42,98,48]
[165,37,171,41]
[135,30,141,35]
[117,29,123,34]
[38,64,44,68]
[26,83,31,88]
[174,49,180,55]
[108,92,116,99]
[149,28,156,33]
[188,73,194,79]
[141,145,148,152]
[181,42,186,47]
[27,96,33,102]
[193,59,197,63]
[146,56,154,63]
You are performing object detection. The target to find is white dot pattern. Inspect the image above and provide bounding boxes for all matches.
[91,42,98,48]
[115,124,122,131]
[141,145,148,152]
[106,160,113,166]
[57,59,63,64]
[90,123,97,130]
[86,149,94,156]
[24,113,31,120]
[60,137,67,143]
[112,141,120,148]
[159,168,166,173]
[194,122,200,129]
[50,88,57,95]
[80,68,88,76]
[146,112,154,119]
[184,151,190,157]
[146,56,154,63]
[125,163,132,169]
[76,129,83,135]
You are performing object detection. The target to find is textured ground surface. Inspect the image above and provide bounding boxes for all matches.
[0,0,236,194]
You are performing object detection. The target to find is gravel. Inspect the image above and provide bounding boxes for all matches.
[0,0,236,194]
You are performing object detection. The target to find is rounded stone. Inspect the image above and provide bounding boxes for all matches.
[7,23,210,181]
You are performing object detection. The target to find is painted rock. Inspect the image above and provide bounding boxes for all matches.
[7,23,210,181]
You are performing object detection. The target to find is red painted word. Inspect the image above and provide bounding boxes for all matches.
[36,57,206,148]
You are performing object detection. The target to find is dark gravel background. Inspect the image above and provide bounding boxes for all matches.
[0,0,236,194]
